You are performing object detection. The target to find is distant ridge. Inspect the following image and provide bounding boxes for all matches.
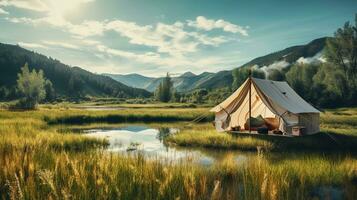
[180,72,196,77]
[105,71,215,92]
[105,37,327,92]
[102,73,155,89]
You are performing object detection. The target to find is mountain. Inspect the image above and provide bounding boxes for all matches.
[0,43,151,99]
[192,37,328,90]
[105,72,215,92]
[180,71,196,77]
[105,37,328,93]
[102,73,155,89]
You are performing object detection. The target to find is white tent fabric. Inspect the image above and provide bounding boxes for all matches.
[252,78,320,113]
[210,78,320,135]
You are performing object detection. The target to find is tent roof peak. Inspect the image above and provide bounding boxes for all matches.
[210,77,320,114]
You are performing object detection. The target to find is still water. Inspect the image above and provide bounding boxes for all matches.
[83,125,252,165]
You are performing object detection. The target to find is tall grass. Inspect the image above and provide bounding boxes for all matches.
[1,106,357,199]
[166,129,274,151]
[1,148,356,200]
[36,108,213,124]
[0,115,108,152]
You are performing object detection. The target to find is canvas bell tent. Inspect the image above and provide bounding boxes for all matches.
[210,77,320,135]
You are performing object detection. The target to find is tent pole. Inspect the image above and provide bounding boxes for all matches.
[249,71,252,134]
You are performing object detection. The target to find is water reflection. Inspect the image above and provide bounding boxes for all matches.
[83,125,252,166]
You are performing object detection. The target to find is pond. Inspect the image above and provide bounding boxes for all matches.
[82,124,253,166]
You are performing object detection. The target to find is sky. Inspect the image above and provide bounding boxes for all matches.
[0,0,356,77]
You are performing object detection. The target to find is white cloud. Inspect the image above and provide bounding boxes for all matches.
[187,16,248,36]
[18,42,48,49]
[105,20,229,56]
[69,20,105,37]
[96,44,178,67]
[94,43,238,74]
[5,15,103,37]
[0,7,8,14]
[106,20,200,56]
[0,0,95,12]
[81,39,101,45]
[5,15,68,27]
[43,40,80,49]
[7,15,231,56]
[0,0,49,12]
[5,16,31,23]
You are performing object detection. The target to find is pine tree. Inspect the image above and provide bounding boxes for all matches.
[155,73,173,102]
[44,79,55,102]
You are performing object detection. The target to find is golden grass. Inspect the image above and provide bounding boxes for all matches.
[166,129,274,151]
[0,105,357,199]
[1,148,356,200]
[0,114,108,152]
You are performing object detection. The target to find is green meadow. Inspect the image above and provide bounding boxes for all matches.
[0,105,357,199]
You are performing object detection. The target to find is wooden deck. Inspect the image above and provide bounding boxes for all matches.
[228,131,296,137]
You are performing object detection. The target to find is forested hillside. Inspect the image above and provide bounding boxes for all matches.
[0,43,151,100]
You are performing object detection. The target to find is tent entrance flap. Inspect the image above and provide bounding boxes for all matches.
[228,80,276,130]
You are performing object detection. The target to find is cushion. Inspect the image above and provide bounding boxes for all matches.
[264,117,279,130]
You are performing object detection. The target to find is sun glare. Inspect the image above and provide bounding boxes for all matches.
[48,0,80,17]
